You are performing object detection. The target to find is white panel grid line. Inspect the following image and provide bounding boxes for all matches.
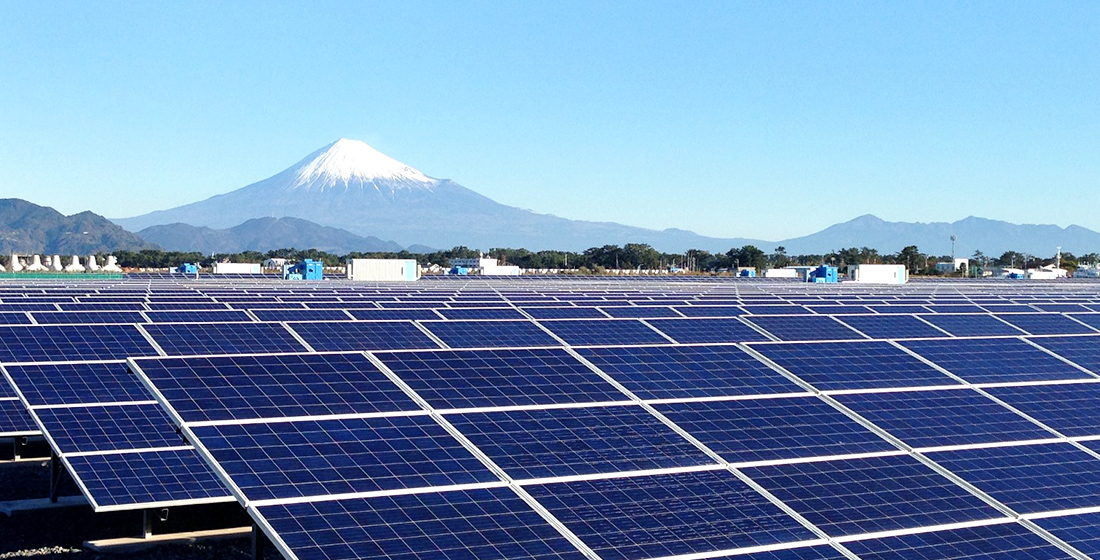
[637,319,682,344]
[409,320,452,349]
[1019,336,1100,378]
[132,323,168,357]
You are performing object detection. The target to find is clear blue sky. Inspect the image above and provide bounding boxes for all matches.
[2,1,1097,241]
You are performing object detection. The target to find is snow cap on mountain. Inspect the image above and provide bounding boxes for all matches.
[287,138,434,191]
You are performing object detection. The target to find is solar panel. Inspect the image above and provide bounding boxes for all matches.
[524,469,816,560]
[144,302,231,311]
[539,319,671,346]
[834,388,1052,448]
[59,302,148,311]
[520,306,606,319]
[347,308,441,321]
[144,310,253,323]
[743,316,866,342]
[752,340,959,390]
[0,312,33,325]
[985,383,1100,437]
[256,487,590,560]
[925,304,987,314]
[1033,303,1093,313]
[598,306,680,318]
[251,309,352,322]
[1026,335,1100,374]
[142,322,307,355]
[806,305,873,315]
[447,405,714,479]
[30,311,147,324]
[190,415,497,501]
[420,320,562,348]
[436,307,527,320]
[4,362,152,405]
[33,403,186,454]
[288,321,440,351]
[834,314,948,339]
[866,304,931,314]
[899,338,1095,384]
[132,353,419,423]
[917,314,1025,337]
[842,522,1074,560]
[0,324,159,363]
[646,318,771,344]
[995,313,1097,335]
[376,348,626,409]
[707,545,849,560]
[742,454,1003,536]
[927,443,1100,514]
[741,305,813,315]
[981,304,1039,314]
[0,398,38,436]
[65,449,231,509]
[1034,512,1100,557]
[656,396,893,463]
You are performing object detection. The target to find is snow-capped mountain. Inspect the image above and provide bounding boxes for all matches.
[114,139,761,251]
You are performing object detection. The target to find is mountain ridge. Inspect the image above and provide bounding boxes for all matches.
[137,217,404,254]
[0,199,157,254]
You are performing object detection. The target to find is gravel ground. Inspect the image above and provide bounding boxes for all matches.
[1,460,274,559]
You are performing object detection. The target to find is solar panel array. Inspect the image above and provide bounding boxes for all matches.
[4,277,1100,560]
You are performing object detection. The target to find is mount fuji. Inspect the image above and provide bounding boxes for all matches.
[114,139,761,252]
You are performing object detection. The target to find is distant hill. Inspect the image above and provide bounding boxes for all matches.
[0,198,157,254]
[137,217,404,254]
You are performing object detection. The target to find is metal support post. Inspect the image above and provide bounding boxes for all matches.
[252,523,268,560]
[49,451,62,503]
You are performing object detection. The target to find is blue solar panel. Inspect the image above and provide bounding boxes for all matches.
[578,345,803,399]
[540,319,670,346]
[981,304,1039,314]
[646,318,771,344]
[257,487,589,560]
[520,306,606,319]
[672,306,745,317]
[144,310,253,323]
[231,302,305,310]
[843,522,1073,560]
[448,405,714,479]
[59,302,148,311]
[348,308,441,321]
[133,353,419,423]
[657,396,893,463]
[742,454,1003,537]
[525,469,815,560]
[144,302,231,311]
[925,305,987,314]
[0,303,62,312]
[0,312,32,325]
[30,311,147,324]
[421,320,561,348]
[436,308,526,320]
[753,341,959,390]
[835,315,949,339]
[807,305,873,315]
[917,314,1024,337]
[0,399,37,436]
[65,449,230,508]
[0,324,159,362]
[377,348,625,409]
[995,313,1096,335]
[288,321,440,351]
[1027,335,1100,374]
[252,309,352,322]
[899,338,1094,384]
[927,443,1100,514]
[1033,303,1093,313]
[34,403,185,453]
[143,322,307,355]
[985,383,1100,437]
[835,389,1052,448]
[1035,512,1100,558]
[599,306,680,318]
[4,362,152,405]
[744,316,866,341]
[741,305,813,315]
[707,545,848,560]
[867,305,931,314]
[191,415,497,501]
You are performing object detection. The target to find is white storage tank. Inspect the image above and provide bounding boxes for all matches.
[850,264,908,284]
[212,262,262,275]
[346,259,420,281]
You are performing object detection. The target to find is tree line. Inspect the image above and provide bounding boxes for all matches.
[96,245,1098,275]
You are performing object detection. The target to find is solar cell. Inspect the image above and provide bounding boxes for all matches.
[288,321,440,351]
[1026,335,1100,374]
[0,312,33,325]
[898,338,1094,384]
[4,362,152,405]
[132,353,419,423]
[0,324,159,362]
[834,315,948,339]
[58,302,148,311]
[578,345,801,400]
[744,316,866,342]
[144,302,231,311]
[1064,314,1100,332]
[65,449,231,509]
[752,341,959,390]
[598,306,680,318]
[1032,303,1093,313]
[436,308,527,320]
[980,304,1039,314]
[448,405,714,479]
[656,396,894,463]
[806,305,873,315]
[143,322,307,355]
[865,305,930,314]
[741,454,1003,537]
[377,348,625,409]
[347,308,441,321]
[1034,512,1100,558]
[985,383,1100,437]
[0,399,37,436]
[706,545,849,560]
[143,310,253,323]
[420,320,562,348]
[520,307,606,319]
[34,403,185,454]
[251,309,352,322]
[926,443,1100,514]
[191,415,497,501]
[995,313,1097,335]
[834,388,1052,448]
[257,487,589,560]
[925,304,987,314]
[30,311,147,325]
[917,314,1025,337]
[539,319,671,346]
[672,306,745,317]
[524,469,816,560]
[842,522,1073,560]
[646,318,771,344]
[741,305,813,315]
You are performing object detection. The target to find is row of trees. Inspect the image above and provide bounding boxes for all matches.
[101,245,1096,276]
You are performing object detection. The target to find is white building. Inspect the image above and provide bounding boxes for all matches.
[850,264,908,284]
[347,259,419,281]
[212,262,262,274]
[934,258,969,274]
[263,258,287,269]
